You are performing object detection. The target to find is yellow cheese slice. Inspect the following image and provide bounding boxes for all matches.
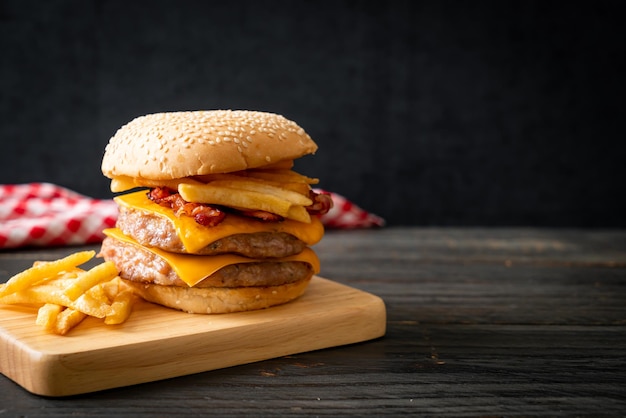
[114,190,324,253]
[103,228,320,287]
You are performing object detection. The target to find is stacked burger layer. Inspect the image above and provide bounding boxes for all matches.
[99,110,332,314]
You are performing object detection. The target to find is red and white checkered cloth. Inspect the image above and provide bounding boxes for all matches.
[0,183,118,249]
[317,189,386,230]
[0,183,384,249]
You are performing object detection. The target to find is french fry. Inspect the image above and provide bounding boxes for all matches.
[101,276,122,301]
[0,284,72,307]
[286,205,312,223]
[196,168,317,185]
[0,251,138,335]
[72,285,113,319]
[279,182,312,195]
[0,289,40,306]
[192,172,249,183]
[194,173,312,196]
[1,284,104,318]
[63,261,118,301]
[110,176,138,193]
[246,169,319,185]
[207,180,313,206]
[105,290,136,325]
[178,183,293,217]
[36,303,63,330]
[110,175,203,193]
[0,251,95,298]
[54,308,87,336]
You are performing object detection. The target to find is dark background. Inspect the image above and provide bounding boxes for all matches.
[1,0,624,227]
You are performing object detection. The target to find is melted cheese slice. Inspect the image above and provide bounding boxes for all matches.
[114,191,324,253]
[104,228,320,287]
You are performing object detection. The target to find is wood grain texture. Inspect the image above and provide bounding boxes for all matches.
[0,277,385,396]
[1,227,625,416]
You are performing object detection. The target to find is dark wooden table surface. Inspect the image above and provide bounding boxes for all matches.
[1,227,625,416]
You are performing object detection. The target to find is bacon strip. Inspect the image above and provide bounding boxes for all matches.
[306,190,333,216]
[147,186,332,227]
[147,188,225,227]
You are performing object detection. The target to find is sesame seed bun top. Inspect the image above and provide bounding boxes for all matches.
[101,110,318,180]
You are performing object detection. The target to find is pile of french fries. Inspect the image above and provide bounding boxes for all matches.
[111,163,320,223]
[0,251,135,335]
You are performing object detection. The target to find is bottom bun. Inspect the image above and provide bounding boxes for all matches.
[123,276,312,314]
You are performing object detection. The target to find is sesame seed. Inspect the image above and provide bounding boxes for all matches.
[103,110,317,179]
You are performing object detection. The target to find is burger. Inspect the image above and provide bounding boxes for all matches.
[99,110,332,314]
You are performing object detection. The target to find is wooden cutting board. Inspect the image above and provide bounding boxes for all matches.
[0,276,385,397]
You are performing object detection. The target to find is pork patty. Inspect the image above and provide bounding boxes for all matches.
[100,236,314,288]
[116,206,307,257]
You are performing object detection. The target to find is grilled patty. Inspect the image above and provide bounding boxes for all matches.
[116,206,307,257]
[100,236,314,288]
